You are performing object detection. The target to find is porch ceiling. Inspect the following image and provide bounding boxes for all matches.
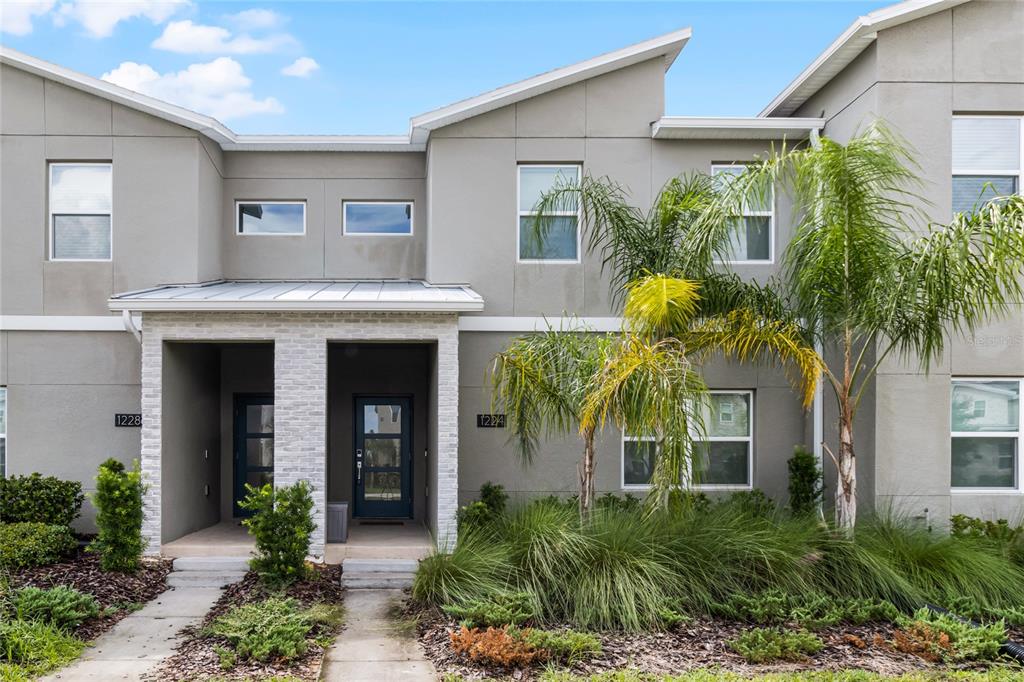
[109,279,484,313]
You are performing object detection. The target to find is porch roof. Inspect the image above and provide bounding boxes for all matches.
[109,279,484,313]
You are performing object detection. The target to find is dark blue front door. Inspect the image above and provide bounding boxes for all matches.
[354,397,412,518]
[234,394,273,517]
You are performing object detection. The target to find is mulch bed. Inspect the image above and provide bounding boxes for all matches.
[146,564,345,682]
[10,549,173,641]
[412,604,1023,680]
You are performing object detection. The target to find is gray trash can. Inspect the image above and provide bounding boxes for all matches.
[326,502,349,543]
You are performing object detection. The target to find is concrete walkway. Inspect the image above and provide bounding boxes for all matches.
[321,590,434,681]
[41,587,222,681]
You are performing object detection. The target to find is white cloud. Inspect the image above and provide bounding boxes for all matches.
[101,57,283,121]
[54,0,188,38]
[226,8,283,31]
[152,19,294,54]
[281,57,319,79]
[0,0,56,35]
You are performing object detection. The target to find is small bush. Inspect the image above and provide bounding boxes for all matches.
[0,523,77,569]
[0,474,85,526]
[14,586,99,631]
[208,597,312,664]
[479,482,508,516]
[893,608,1005,663]
[721,489,776,518]
[241,480,315,586]
[951,514,1022,544]
[713,589,900,630]
[89,458,145,573]
[728,627,823,663]
[0,618,85,678]
[788,446,823,516]
[520,627,601,664]
[443,591,537,628]
[457,482,509,532]
[449,625,542,668]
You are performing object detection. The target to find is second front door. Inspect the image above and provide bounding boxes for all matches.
[353,397,412,518]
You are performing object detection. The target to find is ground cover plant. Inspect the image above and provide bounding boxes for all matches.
[0,616,85,681]
[12,586,100,631]
[449,625,601,668]
[727,627,824,663]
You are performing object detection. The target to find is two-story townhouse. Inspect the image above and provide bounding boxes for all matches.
[1,0,1021,560]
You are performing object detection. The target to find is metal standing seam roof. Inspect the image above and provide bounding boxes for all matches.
[108,280,485,312]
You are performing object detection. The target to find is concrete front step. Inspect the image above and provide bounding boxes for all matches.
[172,556,250,573]
[342,558,418,573]
[167,570,247,588]
[341,572,416,590]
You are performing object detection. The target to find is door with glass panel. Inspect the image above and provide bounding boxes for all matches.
[354,397,412,518]
[234,394,274,517]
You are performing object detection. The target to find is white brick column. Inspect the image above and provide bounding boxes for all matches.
[435,324,460,549]
[274,334,328,559]
[139,318,163,555]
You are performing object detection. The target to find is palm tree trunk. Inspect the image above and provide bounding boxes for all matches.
[835,326,857,531]
[578,426,596,521]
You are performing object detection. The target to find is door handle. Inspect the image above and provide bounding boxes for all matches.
[356,449,362,484]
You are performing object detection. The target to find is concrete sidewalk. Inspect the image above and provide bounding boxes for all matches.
[320,590,434,681]
[41,587,222,681]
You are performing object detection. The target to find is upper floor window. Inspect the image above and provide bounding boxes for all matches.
[49,163,112,261]
[712,165,773,263]
[951,378,1021,491]
[0,386,6,478]
[236,201,306,235]
[952,116,1022,215]
[517,164,580,263]
[343,201,413,235]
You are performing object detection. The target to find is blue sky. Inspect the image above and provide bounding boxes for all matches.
[1,1,891,135]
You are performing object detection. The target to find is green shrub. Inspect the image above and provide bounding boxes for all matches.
[728,627,823,663]
[951,514,1022,544]
[208,597,312,664]
[712,589,900,629]
[443,591,536,628]
[0,474,85,526]
[0,618,85,678]
[519,627,601,664]
[89,458,145,573]
[896,608,1005,663]
[720,489,776,518]
[240,480,315,587]
[479,481,508,515]
[0,523,77,569]
[788,446,823,516]
[457,482,509,532]
[14,586,99,631]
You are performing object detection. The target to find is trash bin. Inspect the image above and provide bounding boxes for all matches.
[326,502,349,543]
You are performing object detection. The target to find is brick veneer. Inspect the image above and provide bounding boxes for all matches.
[140,311,459,558]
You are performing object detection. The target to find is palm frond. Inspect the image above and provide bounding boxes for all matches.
[623,275,702,338]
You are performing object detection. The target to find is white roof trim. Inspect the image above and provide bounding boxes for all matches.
[409,28,690,142]
[760,0,970,118]
[108,280,485,313]
[652,116,825,140]
[1,27,690,152]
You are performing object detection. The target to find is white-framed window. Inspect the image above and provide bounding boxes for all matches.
[711,165,773,264]
[620,390,754,490]
[517,164,581,263]
[952,116,1022,215]
[0,387,6,478]
[343,201,413,236]
[951,378,1021,492]
[235,201,306,235]
[49,162,112,261]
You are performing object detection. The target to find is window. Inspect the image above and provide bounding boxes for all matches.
[712,165,773,263]
[0,387,6,477]
[343,201,413,235]
[236,201,306,235]
[517,164,580,262]
[49,163,112,260]
[952,116,1022,215]
[621,391,753,490]
[951,379,1021,491]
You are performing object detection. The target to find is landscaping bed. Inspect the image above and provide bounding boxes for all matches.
[147,563,345,681]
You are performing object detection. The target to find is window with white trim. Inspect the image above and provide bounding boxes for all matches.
[343,201,413,235]
[49,163,112,261]
[0,387,6,478]
[621,391,753,489]
[712,165,773,263]
[517,164,581,262]
[952,116,1022,215]
[951,378,1021,490]
[236,201,306,235]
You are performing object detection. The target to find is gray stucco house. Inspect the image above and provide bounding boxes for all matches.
[1,0,1022,559]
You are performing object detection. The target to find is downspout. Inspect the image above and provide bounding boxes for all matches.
[809,125,825,520]
[122,309,142,343]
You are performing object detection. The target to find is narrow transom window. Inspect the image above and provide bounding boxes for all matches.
[952,116,1022,215]
[517,164,581,262]
[236,201,306,235]
[343,201,413,235]
[49,163,112,261]
[712,165,773,263]
[951,378,1021,491]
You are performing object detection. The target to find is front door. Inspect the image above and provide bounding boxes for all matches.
[354,397,412,518]
[234,394,274,517]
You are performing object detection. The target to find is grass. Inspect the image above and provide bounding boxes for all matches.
[0,618,85,682]
[415,496,1024,631]
[534,671,1024,682]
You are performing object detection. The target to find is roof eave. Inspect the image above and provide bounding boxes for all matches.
[652,116,825,139]
[107,299,485,313]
